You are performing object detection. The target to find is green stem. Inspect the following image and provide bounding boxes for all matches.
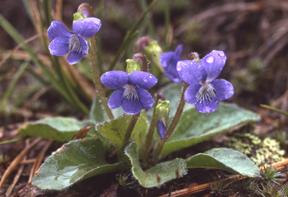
[53,57,89,114]
[260,104,288,117]
[153,85,187,161]
[89,38,114,120]
[108,0,159,70]
[0,15,73,105]
[0,62,29,111]
[121,114,140,152]
[142,97,159,161]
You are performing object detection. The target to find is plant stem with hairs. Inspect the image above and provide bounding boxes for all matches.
[89,38,114,120]
[122,114,140,152]
[153,84,187,161]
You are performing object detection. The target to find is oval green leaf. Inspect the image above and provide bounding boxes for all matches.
[161,103,260,157]
[19,117,84,141]
[125,143,187,188]
[186,147,260,177]
[32,138,123,190]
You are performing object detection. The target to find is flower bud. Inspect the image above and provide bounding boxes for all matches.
[144,40,163,72]
[133,53,148,71]
[157,119,167,140]
[144,40,162,59]
[135,36,152,52]
[73,12,85,21]
[126,59,141,73]
[155,99,170,121]
[77,3,93,17]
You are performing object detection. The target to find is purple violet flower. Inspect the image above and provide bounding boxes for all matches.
[157,119,167,140]
[100,71,158,115]
[160,45,183,83]
[47,18,101,64]
[177,50,234,113]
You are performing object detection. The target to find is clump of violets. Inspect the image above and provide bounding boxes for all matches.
[47,17,101,64]
[177,50,234,113]
[100,71,157,115]
[160,45,183,83]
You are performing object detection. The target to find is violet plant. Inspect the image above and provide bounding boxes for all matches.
[19,3,261,191]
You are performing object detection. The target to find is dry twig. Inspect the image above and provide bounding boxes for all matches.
[28,140,52,183]
[0,138,41,188]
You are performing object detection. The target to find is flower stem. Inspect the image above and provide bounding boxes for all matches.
[142,97,159,161]
[153,84,187,161]
[89,38,114,120]
[122,114,140,152]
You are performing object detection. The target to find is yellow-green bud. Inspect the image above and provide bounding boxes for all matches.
[126,59,141,73]
[156,100,170,121]
[73,12,85,21]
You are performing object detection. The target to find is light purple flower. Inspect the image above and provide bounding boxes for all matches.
[157,119,167,140]
[160,45,183,83]
[177,50,234,113]
[100,71,158,115]
[47,18,101,64]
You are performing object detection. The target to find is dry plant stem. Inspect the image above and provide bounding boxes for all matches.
[121,114,140,152]
[142,97,159,161]
[21,159,36,164]
[89,38,114,120]
[5,161,25,196]
[160,158,288,197]
[260,104,288,116]
[28,140,52,183]
[0,138,41,188]
[0,34,38,67]
[154,85,187,161]
[54,0,63,20]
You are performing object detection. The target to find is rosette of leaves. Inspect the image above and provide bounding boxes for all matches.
[19,85,262,191]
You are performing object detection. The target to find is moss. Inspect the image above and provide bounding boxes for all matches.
[227,133,285,166]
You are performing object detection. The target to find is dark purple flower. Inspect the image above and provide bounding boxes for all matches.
[177,50,234,113]
[47,18,101,64]
[100,71,158,115]
[157,119,167,140]
[160,45,183,83]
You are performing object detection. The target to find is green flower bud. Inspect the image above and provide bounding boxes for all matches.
[156,100,170,121]
[73,12,85,21]
[126,59,141,73]
[144,40,163,72]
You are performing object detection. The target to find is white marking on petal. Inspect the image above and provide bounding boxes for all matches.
[196,83,216,103]
[69,34,81,53]
[218,51,225,57]
[206,56,214,64]
[123,84,139,100]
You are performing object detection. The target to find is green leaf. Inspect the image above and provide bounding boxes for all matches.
[125,143,187,188]
[89,97,109,123]
[89,97,124,124]
[186,148,260,177]
[95,113,148,150]
[19,117,84,141]
[161,84,191,115]
[161,103,260,157]
[32,138,123,190]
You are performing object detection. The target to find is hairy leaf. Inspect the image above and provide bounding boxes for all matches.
[161,103,260,157]
[125,143,187,188]
[33,138,122,190]
[186,148,260,177]
[19,117,84,141]
[95,113,148,150]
